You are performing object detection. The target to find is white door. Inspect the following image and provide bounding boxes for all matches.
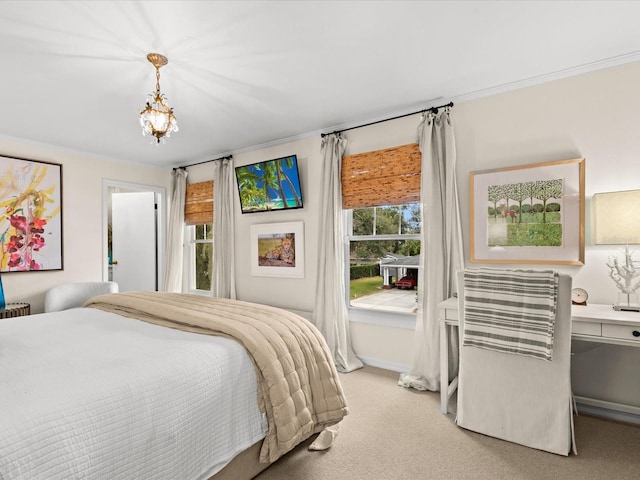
[111,191,157,292]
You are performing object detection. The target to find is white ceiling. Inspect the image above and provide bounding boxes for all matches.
[2,1,640,169]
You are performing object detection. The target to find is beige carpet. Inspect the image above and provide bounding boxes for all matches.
[256,366,640,480]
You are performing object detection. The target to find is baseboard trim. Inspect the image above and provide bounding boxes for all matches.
[349,364,640,426]
[575,396,640,426]
[357,355,410,373]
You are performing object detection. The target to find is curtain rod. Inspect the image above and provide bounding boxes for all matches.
[320,101,454,138]
[174,101,453,167]
[174,154,233,170]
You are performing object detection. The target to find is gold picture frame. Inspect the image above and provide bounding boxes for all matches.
[470,158,585,265]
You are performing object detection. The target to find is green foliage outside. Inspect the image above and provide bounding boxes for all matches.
[351,239,420,261]
[350,204,421,262]
[350,263,380,280]
[353,204,420,235]
[348,204,420,300]
[350,276,383,299]
[195,224,213,290]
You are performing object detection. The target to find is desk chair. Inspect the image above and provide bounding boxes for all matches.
[455,269,576,455]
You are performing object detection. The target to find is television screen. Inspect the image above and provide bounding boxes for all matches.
[235,154,304,214]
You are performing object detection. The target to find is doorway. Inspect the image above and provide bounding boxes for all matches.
[102,179,166,292]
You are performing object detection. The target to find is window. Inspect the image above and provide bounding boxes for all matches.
[187,224,213,292]
[184,180,214,293]
[346,203,421,314]
[341,143,422,316]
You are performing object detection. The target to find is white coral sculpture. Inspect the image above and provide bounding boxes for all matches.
[606,246,640,303]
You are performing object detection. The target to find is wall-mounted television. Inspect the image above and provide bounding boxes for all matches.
[235,154,304,214]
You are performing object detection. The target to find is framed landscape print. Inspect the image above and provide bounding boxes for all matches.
[250,221,304,278]
[0,155,63,271]
[470,158,584,265]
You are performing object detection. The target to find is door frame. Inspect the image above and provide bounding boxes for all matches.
[102,179,166,289]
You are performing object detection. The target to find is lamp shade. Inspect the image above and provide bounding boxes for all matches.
[593,189,640,245]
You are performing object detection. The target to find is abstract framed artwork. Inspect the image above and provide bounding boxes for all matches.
[0,155,63,271]
[470,157,585,265]
[250,221,304,278]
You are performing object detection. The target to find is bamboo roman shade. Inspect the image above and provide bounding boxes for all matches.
[184,180,213,225]
[341,143,422,209]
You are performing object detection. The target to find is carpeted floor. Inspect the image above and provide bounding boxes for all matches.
[255,366,640,480]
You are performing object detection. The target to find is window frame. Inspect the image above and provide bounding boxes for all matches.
[185,223,213,295]
[344,204,421,328]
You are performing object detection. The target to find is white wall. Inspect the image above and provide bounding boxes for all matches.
[188,60,640,410]
[5,58,637,414]
[454,61,640,409]
[0,138,172,313]
[189,139,321,313]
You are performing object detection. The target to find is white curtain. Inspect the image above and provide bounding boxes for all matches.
[211,158,237,299]
[399,108,464,391]
[162,168,188,292]
[313,133,363,373]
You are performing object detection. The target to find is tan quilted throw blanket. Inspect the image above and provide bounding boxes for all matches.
[84,292,349,463]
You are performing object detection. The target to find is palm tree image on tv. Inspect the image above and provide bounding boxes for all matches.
[236,156,303,213]
[486,178,564,247]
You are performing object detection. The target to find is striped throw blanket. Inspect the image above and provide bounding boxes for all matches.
[463,268,559,361]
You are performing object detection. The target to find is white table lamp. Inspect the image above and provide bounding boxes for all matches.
[593,189,640,311]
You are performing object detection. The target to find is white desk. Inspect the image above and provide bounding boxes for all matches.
[438,297,640,414]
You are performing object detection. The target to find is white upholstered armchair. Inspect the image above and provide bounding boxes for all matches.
[44,281,119,313]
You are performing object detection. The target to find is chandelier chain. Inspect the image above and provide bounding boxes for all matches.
[155,66,161,96]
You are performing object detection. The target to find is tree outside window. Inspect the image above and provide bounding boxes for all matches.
[347,203,421,305]
[193,224,213,291]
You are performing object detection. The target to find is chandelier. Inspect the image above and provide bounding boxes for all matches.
[139,53,178,144]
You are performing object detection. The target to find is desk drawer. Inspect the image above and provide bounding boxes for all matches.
[573,321,601,337]
[602,324,640,343]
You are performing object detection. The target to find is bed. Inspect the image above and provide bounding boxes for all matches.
[0,292,348,479]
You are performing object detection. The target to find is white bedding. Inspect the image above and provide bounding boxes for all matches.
[0,307,268,480]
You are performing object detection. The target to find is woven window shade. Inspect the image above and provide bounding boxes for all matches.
[184,180,213,225]
[341,143,422,209]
